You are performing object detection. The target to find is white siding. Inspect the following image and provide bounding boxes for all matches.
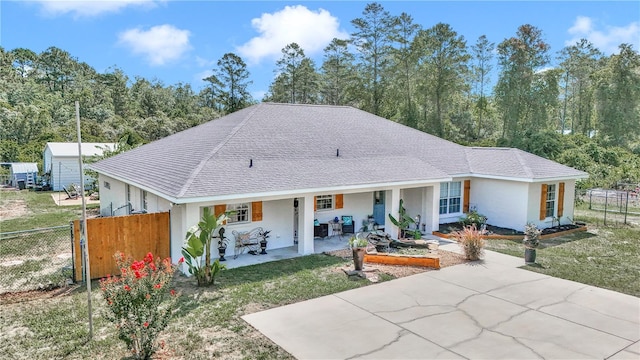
[48,156,97,191]
[468,177,529,231]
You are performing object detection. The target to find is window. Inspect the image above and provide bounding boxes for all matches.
[316,195,333,210]
[103,181,110,190]
[439,181,462,215]
[545,184,556,218]
[126,184,131,204]
[227,203,250,224]
[141,190,148,211]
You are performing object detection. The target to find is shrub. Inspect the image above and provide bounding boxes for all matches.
[99,252,180,360]
[460,209,487,229]
[452,225,486,261]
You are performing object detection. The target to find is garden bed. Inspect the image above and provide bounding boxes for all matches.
[434,222,586,240]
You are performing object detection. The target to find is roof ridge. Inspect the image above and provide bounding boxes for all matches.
[176,104,261,198]
[512,148,534,178]
[463,147,474,174]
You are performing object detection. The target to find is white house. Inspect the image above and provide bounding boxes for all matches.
[90,103,588,264]
[43,142,115,191]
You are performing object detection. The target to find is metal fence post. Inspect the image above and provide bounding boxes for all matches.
[604,191,608,226]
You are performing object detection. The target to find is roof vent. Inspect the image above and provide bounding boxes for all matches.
[250,159,253,168]
[336,149,340,157]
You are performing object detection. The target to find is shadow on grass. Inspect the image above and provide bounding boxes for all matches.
[216,253,349,289]
[540,231,597,249]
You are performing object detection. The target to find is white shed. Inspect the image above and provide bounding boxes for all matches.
[43,142,115,191]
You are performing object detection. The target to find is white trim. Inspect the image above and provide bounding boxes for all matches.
[92,170,451,204]
[452,173,588,183]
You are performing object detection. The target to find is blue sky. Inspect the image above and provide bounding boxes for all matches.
[1,1,638,99]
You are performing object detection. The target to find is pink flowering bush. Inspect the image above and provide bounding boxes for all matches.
[99,252,181,360]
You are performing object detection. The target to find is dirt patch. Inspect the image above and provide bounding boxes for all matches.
[0,198,30,221]
[0,285,78,305]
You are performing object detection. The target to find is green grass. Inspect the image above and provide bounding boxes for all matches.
[485,222,640,297]
[0,190,99,232]
[0,254,379,359]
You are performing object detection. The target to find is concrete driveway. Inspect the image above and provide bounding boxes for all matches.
[243,247,640,359]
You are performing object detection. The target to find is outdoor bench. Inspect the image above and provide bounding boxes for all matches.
[232,227,263,259]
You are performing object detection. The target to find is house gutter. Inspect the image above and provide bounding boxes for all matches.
[91,167,451,205]
[453,172,589,183]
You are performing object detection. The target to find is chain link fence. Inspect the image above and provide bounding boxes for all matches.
[0,225,73,294]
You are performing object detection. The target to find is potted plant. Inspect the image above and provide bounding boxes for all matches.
[523,223,541,264]
[259,229,271,254]
[349,233,368,271]
[217,227,228,261]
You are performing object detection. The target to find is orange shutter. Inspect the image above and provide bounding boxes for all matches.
[314,196,317,211]
[539,184,548,220]
[214,204,227,225]
[251,201,263,221]
[558,182,565,217]
[335,194,344,209]
[214,204,226,217]
[463,180,471,213]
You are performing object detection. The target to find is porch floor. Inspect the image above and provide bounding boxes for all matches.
[221,233,448,269]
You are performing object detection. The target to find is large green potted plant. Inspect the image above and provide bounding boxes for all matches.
[523,223,542,264]
[182,207,228,286]
[388,199,414,238]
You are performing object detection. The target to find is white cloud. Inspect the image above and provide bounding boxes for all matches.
[35,0,162,18]
[195,69,214,84]
[566,16,640,54]
[118,24,191,66]
[236,5,348,64]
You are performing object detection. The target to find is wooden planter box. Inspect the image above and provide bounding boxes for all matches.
[364,253,440,269]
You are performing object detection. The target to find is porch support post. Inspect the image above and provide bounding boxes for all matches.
[298,195,315,255]
[386,187,400,239]
[431,183,440,232]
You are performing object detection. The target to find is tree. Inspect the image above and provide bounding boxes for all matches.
[414,23,470,137]
[320,38,356,105]
[10,48,37,81]
[595,44,640,147]
[389,12,421,127]
[495,24,551,142]
[203,53,252,114]
[470,35,495,138]
[351,2,396,115]
[265,43,319,104]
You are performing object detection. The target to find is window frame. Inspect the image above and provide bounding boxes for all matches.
[439,181,462,215]
[226,203,251,224]
[545,184,556,218]
[316,195,334,211]
[141,190,148,211]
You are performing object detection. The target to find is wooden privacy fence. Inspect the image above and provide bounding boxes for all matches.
[73,212,170,281]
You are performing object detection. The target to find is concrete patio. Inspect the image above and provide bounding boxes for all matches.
[243,244,640,359]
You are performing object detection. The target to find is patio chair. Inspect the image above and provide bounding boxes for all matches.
[62,186,79,200]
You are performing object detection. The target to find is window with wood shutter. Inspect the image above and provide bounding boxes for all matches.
[463,180,471,213]
[557,182,565,217]
[315,195,333,210]
[227,203,250,224]
[335,194,344,209]
[251,201,263,221]
[539,184,548,220]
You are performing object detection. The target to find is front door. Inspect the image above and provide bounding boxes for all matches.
[373,191,385,226]
[293,198,299,244]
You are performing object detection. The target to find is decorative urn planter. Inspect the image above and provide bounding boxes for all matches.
[260,240,268,255]
[352,247,366,271]
[218,246,227,261]
[524,248,536,264]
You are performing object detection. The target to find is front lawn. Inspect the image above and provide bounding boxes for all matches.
[485,224,640,297]
[0,190,98,232]
[0,254,374,359]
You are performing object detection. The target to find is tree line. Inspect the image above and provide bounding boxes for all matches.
[1,2,639,188]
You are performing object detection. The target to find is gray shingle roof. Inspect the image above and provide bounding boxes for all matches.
[90,103,586,201]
